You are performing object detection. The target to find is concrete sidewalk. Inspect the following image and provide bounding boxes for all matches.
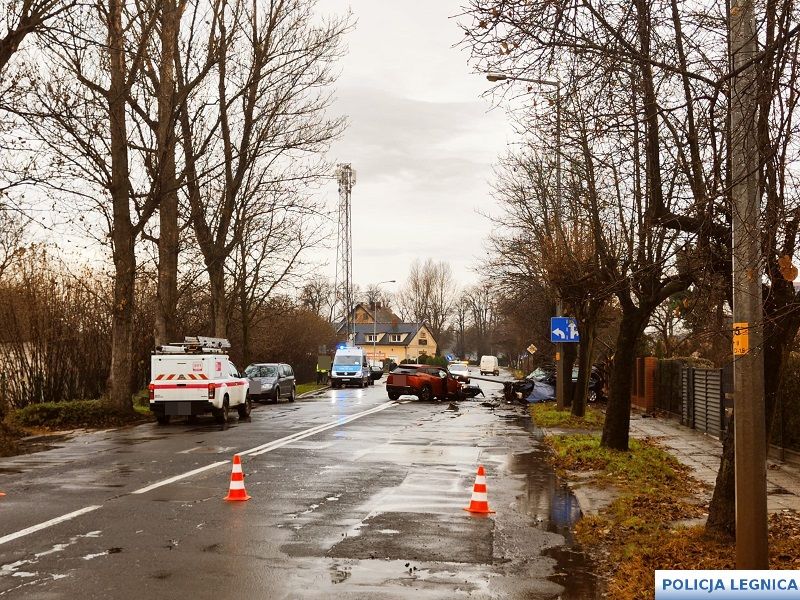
[629,414,800,513]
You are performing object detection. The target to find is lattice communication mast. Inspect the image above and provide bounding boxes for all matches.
[334,164,356,342]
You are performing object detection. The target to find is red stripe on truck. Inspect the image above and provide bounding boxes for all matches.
[152,383,211,390]
[152,381,247,390]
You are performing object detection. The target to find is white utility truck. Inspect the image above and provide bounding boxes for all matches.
[149,337,251,425]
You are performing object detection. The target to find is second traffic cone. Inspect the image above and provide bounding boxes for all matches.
[463,465,494,514]
[224,454,251,502]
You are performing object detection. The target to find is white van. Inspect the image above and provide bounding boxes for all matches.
[149,337,251,425]
[330,346,372,388]
[479,355,500,376]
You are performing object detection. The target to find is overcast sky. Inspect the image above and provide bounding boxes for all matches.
[315,0,513,294]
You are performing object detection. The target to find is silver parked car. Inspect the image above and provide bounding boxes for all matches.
[245,363,296,403]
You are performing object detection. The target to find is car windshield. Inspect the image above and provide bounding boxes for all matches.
[449,364,468,373]
[527,368,551,381]
[245,365,277,377]
[334,356,361,366]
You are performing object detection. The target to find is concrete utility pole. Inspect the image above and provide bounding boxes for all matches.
[729,0,768,568]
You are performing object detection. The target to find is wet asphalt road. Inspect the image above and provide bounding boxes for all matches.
[0,372,598,599]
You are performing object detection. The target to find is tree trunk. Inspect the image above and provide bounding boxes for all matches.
[208,258,227,338]
[106,0,135,412]
[239,243,251,366]
[707,413,736,537]
[601,310,645,450]
[154,0,180,347]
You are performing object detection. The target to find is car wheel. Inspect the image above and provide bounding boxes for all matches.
[270,388,279,404]
[587,390,598,403]
[331,381,339,390]
[156,415,170,425]
[237,396,252,419]
[212,397,230,424]
[288,387,295,402]
[388,391,400,401]
[494,370,499,376]
[418,385,432,402]
[358,378,364,388]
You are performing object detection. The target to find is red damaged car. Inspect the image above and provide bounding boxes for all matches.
[386,364,464,401]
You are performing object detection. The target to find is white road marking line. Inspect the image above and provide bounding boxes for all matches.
[136,401,396,487]
[244,401,396,457]
[131,461,229,495]
[0,402,397,547]
[0,506,101,547]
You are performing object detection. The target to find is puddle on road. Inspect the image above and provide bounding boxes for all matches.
[16,434,71,455]
[506,417,602,599]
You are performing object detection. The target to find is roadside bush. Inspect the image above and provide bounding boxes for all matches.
[10,399,146,430]
[416,354,447,367]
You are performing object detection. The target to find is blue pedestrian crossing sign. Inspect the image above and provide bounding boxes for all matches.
[551,317,580,343]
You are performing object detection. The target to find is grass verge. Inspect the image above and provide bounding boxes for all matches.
[296,382,327,396]
[544,433,800,598]
[530,403,605,430]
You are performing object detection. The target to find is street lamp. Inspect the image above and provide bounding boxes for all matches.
[371,280,396,366]
[487,72,567,409]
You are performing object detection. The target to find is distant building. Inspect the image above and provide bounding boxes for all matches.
[350,302,401,325]
[336,303,437,363]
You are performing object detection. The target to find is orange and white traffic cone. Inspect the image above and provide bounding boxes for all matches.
[463,465,494,514]
[224,454,251,502]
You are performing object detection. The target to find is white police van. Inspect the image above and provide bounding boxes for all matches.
[330,346,372,389]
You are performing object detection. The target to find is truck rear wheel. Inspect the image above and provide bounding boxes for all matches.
[156,415,171,425]
[213,397,230,424]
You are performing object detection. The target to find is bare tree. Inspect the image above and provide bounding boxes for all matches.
[299,275,335,319]
[397,258,456,350]
[0,0,76,72]
[176,0,349,336]
[463,282,497,359]
[231,191,325,365]
[461,0,800,533]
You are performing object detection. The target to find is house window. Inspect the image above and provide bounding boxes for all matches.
[365,334,376,343]
[419,339,427,345]
[389,334,403,343]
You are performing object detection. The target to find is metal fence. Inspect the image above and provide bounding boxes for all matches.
[680,367,726,439]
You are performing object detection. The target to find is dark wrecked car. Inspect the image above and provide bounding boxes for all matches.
[503,365,606,404]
